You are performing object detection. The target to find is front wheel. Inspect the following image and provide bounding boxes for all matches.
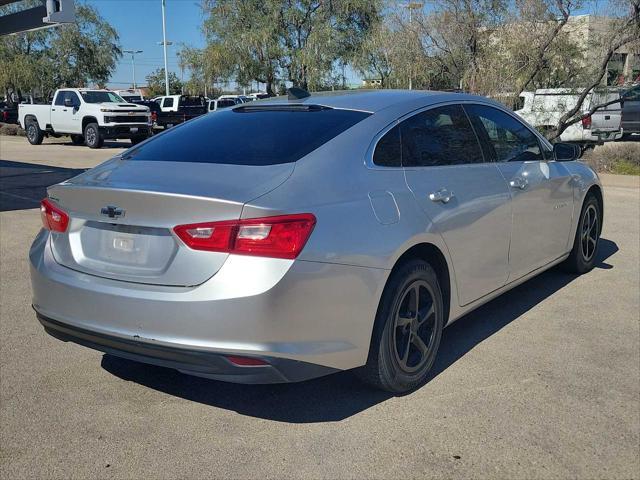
[357,260,444,393]
[562,194,600,274]
[83,123,104,149]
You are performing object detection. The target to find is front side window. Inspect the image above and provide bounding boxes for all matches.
[465,104,543,162]
[400,105,484,167]
[54,92,68,106]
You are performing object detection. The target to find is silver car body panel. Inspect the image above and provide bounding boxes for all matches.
[30,90,603,378]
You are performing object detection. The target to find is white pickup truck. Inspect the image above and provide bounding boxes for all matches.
[18,88,152,148]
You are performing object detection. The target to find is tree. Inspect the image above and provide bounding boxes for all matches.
[145,68,183,96]
[0,2,121,104]
[201,0,382,93]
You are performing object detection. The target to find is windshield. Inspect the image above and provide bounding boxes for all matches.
[124,106,370,165]
[80,91,125,103]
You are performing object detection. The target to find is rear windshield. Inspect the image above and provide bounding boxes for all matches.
[124,106,370,165]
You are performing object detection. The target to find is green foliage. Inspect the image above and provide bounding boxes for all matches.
[145,68,183,96]
[201,0,382,93]
[0,2,121,102]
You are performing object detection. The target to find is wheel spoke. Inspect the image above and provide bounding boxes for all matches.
[417,303,434,327]
[401,333,411,366]
[397,314,413,328]
[412,334,429,357]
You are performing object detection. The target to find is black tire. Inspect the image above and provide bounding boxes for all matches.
[562,194,600,274]
[83,123,103,149]
[70,134,84,145]
[130,135,148,145]
[25,118,44,145]
[357,259,444,393]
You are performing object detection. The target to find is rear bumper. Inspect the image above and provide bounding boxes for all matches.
[30,229,386,376]
[37,313,337,383]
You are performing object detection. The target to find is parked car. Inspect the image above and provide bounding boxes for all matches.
[131,100,161,130]
[114,89,145,103]
[248,92,270,100]
[31,90,602,392]
[620,84,640,139]
[218,94,251,104]
[18,89,151,148]
[207,98,237,112]
[586,88,624,141]
[0,101,18,124]
[154,95,207,114]
[515,88,623,145]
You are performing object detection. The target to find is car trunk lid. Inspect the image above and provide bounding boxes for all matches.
[47,158,293,286]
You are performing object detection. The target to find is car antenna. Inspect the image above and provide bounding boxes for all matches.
[287,87,310,101]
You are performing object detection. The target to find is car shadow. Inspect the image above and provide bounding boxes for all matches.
[101,238,618,423]
[0,160,87,211]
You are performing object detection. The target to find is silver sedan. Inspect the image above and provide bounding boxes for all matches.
[30,90,602,392]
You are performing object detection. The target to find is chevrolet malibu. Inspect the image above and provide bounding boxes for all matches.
[30,90,603,392]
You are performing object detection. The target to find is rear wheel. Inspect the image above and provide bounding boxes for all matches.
[83,123,103,149]
[25,118,44,145]
[70,134,84,145]
[357,260,444,393]
[562,194,600,274]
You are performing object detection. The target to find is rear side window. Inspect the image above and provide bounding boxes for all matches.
[163,98,174,108]
[400,105,484,167]
[373,125,401,167]
[125,106,371,165]
[466,104,543,162]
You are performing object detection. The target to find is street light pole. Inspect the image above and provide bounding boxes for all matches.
[404,2,423,90]
[123,49,143,89]
[161,0,169,96]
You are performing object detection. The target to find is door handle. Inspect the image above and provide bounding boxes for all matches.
[51,108,56,111]
[429,188,455,203]
[510,177,528,190]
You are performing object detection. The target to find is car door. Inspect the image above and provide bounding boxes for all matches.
[465,104,574,281]
[50,91,81,133]
[401,104,512,306]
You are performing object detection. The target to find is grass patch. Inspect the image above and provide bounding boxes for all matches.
[582,142,640,176]
[0,122,25,136]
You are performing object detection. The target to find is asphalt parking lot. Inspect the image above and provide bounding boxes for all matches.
[1,135,639,479]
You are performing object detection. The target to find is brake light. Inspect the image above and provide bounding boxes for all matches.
[174,213,316,259]
[582,115,592,130]
[151,111,157,122]
[2,111,8,121]
[40,198,69,232]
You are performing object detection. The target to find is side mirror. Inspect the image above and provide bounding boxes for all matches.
[553,142,581,162]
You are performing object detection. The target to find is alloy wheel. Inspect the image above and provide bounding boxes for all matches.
[392,280,438,373]
[85,127,96,145]
[27,124,36,142]
[581,204,598,261]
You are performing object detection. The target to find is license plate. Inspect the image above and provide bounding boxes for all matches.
[113,237,135,252]
[129,127,138,133]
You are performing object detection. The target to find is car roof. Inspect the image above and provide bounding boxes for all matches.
[252,89,494,113]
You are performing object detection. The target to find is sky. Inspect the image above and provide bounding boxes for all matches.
[88,0,206,89]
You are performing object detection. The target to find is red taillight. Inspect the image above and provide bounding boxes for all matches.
[151,111,157,122]
[174,213,316,259]
[2,111,8,121]
[40,198,69,232]
[225,355,269,366]
[582,115,592,130]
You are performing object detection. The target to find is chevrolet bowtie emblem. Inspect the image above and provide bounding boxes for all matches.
[100,205,125,219]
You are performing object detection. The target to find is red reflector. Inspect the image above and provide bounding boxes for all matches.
[151,111,157,122]
[2,111,8,121]
[225,355,269,366]
[174,213,316,259]
[582,115,592,130]
[40,198,69,233]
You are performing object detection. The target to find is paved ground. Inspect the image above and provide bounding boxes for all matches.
[1,135,639,479]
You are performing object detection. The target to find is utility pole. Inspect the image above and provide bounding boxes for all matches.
[123,49,143,89]
[161,0,170,96]
[404,2,423,90]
